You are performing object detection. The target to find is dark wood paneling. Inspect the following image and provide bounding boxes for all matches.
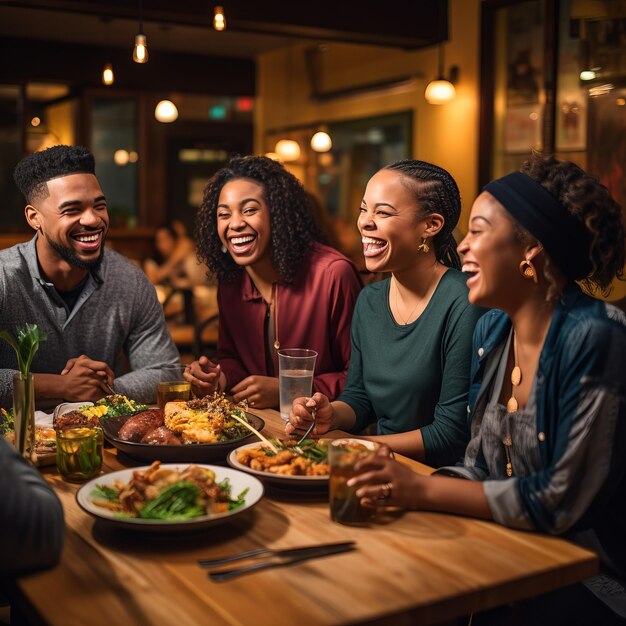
[0,38,255,96]
[6,0,449,49]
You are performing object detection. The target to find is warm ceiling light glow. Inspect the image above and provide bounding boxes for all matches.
[114,149,130,166]
[616,98,626,106]
[154,100,178,123]
[31,117,41,127]
[213,6,226,31]
[274,139,301,161]
[310,131,332,152]
[128,151,139,163]
[580,69,597,81]
[424,79,456,104]
[133,34,149,63]
[102,63,114,86]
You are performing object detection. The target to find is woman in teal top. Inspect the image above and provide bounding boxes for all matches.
[288,160,484,467]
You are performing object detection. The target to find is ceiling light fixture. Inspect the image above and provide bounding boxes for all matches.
[213,6,226,31]
[155,100,179,123]
[424,43,458,105]
[133,0,149,63]
[310,130,332,152]
[274,139,300,161]
[580,67,600,81]
[102,63,114,86]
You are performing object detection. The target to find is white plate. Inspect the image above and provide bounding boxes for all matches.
[228,441,329,487]
[76,464,264,532]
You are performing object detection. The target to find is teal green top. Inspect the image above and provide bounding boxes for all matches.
[338,269,484,467]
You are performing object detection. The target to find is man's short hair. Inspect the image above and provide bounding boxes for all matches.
[13,145,96,203]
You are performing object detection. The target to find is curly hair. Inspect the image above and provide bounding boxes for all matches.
[13,145,95,203]
[385,159,462,269]
[520,154,625,296]
[195,155,324,283]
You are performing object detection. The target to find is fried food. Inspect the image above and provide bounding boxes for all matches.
[163,393,251,443]
[236,439,329,476]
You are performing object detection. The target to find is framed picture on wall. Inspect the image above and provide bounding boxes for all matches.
[504,104,542,153]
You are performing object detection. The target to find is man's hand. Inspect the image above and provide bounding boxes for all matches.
[58,354,114,401]
[231,376,279,409]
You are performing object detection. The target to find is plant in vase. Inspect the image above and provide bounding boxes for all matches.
[0,324,46,459]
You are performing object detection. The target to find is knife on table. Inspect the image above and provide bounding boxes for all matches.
[204,542,358,582]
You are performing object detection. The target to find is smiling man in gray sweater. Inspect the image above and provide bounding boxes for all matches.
[0,145,181,407]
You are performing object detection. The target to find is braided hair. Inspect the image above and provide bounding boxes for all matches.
[385,159,462,269]
[196,155,324,283]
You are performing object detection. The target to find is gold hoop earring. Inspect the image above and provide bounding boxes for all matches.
[519,259,538,283]
[417,238,430,254]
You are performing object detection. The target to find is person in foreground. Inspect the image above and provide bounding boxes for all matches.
[349,155,626,624]
[288,160,484,466]
[0,438,64,574]
[0,145,181,407]
[184,155,362,408]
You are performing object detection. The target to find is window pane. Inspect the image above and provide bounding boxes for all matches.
[91,98,138,228]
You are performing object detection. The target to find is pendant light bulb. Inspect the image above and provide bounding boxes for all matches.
[213,6,226,31]
[102,63,114,86]
[275,139,301,162]
[133,33,149,63]
[311,131,332,152]
[155,100,179,123]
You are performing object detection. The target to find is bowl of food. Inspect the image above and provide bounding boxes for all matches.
[100,393,265,463]
[228,438,330,487]
[76,461,264,532]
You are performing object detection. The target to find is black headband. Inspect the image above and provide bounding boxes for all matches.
[483,172,592,280]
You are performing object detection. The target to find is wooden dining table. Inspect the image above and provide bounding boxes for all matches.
[5,407,597,626]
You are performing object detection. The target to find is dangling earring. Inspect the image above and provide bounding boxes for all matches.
[221,244,228,254]
[417,237,430,254]
[519,259,538,283]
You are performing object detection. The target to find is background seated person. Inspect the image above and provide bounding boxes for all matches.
[144,221,209,290]
[349,155,626,624]
[0,145,181,407]
[0,438,64,575]
[184,155,362,409]
[288,160,484,467]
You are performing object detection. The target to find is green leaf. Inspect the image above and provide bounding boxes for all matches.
[0,324,46,377]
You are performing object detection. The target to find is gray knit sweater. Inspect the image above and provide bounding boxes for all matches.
[0,237,181,407]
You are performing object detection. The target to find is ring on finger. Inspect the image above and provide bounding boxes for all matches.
[378,482,393,501]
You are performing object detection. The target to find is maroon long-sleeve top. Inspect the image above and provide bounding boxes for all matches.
[217,242,362,400]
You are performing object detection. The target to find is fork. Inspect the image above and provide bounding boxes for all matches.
[295,406,316,452]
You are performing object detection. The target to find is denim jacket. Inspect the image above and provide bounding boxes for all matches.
[466,284,626,575]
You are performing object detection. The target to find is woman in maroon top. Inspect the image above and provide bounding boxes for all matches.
[184,156,362,408]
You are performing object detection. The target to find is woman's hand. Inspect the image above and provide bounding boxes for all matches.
[231,376,278,408]
[348,445,425,510]
[286,392,333,436]
[184,356,221,397]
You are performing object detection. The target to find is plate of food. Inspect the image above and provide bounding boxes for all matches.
[99,393,265,463]
[2,407,58,466]
[228,438,330,486]
[76,461,264,532]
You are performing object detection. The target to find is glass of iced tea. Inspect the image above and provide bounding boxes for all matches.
[56,426,104,482]
[329,438,380,526]
[157,380,191,409]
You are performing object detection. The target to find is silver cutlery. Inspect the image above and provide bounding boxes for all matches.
[295,406,316,452]
[200,541,357,582]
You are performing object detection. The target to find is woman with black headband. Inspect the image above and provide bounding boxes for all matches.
[346,154,626,624]
[288,160,484,467]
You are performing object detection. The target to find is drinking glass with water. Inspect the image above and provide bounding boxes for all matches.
[278,349,318,422]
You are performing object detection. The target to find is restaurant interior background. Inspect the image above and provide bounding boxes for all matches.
[0,0,625,307]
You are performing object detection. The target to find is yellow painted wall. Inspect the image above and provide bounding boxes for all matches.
[254,0,482,232]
